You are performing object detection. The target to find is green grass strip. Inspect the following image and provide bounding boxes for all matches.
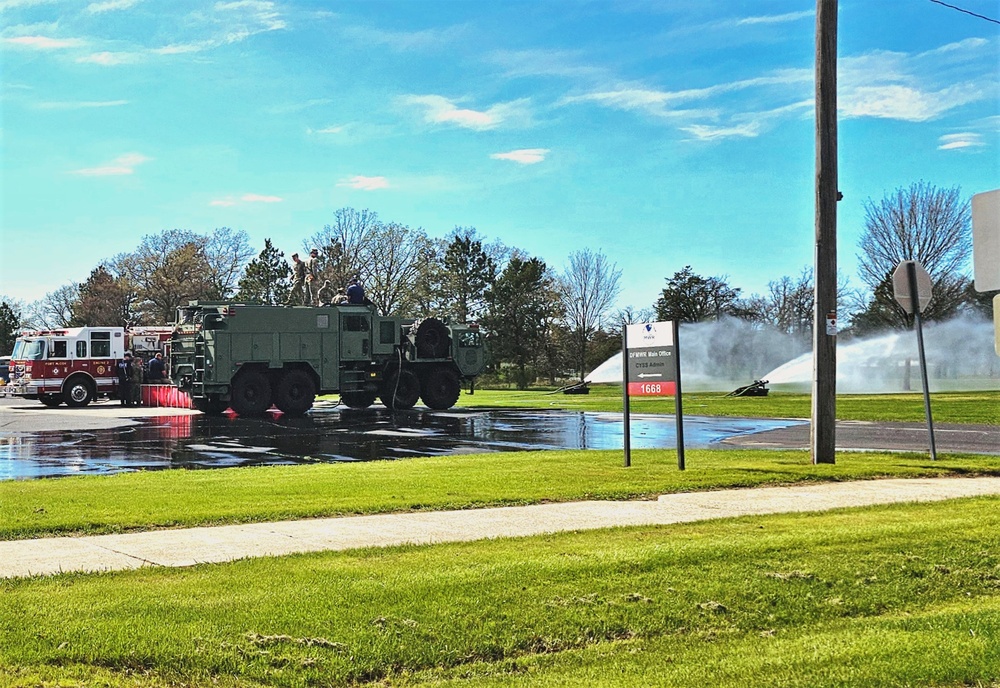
[453,388,1000,425]
[3,448,1000,541]
[2,498,999,686]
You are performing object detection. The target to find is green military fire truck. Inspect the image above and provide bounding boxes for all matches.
[170,302,486,416]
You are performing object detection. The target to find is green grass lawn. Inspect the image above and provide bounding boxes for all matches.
[4,448,1000,541]
[4,391,1000,686]
[3,497,1000,687]
[452,386,1000,424]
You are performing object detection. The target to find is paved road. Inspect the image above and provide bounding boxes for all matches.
[4,477,1000,579]
[723,419,1000,454]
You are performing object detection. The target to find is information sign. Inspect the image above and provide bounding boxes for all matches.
[621,320,685,470]
[625,322,676,396]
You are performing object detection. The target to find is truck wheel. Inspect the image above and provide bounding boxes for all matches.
[275,369,315,417]
[193,395,229,416]
[420,367,461,410]
[340,391,377,409]
[39,394,63,407]
[413,318,450,358]
[64,377,95,408]
[230,370,272,417]
[380,368,420,410]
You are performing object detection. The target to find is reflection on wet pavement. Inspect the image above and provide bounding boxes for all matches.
[0,406,805,480]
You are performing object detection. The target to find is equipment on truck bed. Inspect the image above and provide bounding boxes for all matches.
[170,302,486,416]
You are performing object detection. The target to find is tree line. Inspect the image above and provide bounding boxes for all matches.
[2,182,993,388]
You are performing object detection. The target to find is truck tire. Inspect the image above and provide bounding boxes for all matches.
[64,376,95,408]
[340,391,377,409]
[39,394,63,407]
[420,367,461,410]
[274,369,315,417]
[413,318,450,358]
[230,369,272,417]
[380,368,420,410]
[193,395,229,416]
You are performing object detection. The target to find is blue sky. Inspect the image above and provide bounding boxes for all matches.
[2,0,998,315]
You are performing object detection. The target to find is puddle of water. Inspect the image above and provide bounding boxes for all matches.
[0,408,805,480]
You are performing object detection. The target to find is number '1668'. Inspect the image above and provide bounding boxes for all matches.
[639,383,661,394]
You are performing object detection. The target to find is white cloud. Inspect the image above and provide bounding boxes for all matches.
[76,51,142,65]
[309,125,345,134]
[681,122,762,141]
[71,152,151,176]
[840,83,984,122]
[152,41,212,55]
[86,0,138,13]
[736,10,813,26]
[401,94,530,131]
[343,24,468,51]
[491,148,550,165]
[37,99,129,109]
[0,0,57,10]
[215,0,286,42]
[210,192,283,206]
[938,133,985,151]
[337,175,389,191]
[2,35,85,49]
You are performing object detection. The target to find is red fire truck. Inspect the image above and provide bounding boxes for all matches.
[4,326,172,407]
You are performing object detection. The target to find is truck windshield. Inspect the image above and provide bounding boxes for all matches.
[13,340,45,360]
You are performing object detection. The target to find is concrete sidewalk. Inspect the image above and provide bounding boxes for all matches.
[4,477,1000,580]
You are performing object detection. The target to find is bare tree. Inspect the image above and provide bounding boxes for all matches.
[118,230,215,324]
[856,182,972,330]
[366,223,435,316]
[561,249,622,380]
[306,207,381,291]
[29,283,79,329]
[204,227,254,299]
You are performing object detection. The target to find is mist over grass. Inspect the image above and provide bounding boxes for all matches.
[590,314,999,393]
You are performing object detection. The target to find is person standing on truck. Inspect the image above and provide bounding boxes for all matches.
[287,253,307,305]
[117,353,133,407]
[305,247,320,305]
[346,276,365,304]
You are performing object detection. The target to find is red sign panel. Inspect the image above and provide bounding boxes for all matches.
[627,381,676,397]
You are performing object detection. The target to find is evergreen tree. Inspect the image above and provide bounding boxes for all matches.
[0,300,23,356]
[236,239,292,305]
[441,229,497,323]
[482,256,562,388]
[655,266,742,323]
[72,265,135,327]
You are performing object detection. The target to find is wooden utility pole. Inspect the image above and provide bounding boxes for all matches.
[812,0,838,464]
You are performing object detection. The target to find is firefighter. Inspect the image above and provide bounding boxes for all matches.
[130,353,144,406]
[287,253,307,305]
[117,353,133,407]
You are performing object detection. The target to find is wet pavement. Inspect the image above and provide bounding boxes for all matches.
[0,401,805,480]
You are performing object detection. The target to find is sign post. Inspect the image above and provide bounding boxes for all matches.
[972,189,1000,355]
[622,321,684,470]
[892,260,936,460]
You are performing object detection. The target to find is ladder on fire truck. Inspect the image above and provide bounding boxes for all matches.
[192,339,208,398]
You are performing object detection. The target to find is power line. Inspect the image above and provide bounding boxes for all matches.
[928,0,1000,25]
